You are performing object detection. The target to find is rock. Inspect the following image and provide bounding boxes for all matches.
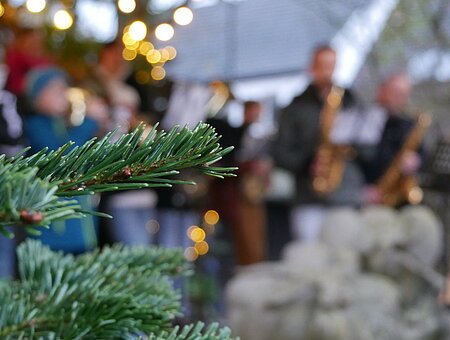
[320,208,371,253]
[361,206,404,252]
[399,205,443,266]
[282,242,360,276]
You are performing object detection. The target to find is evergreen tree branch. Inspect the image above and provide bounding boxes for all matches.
[0,241,187,339]
[0,123,236,235]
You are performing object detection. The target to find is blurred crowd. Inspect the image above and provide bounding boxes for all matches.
[0,27,434,313]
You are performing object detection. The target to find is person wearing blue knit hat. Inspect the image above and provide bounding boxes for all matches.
[23,66,100,254]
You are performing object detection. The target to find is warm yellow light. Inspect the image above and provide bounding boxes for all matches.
[129,20,147,41]
[165,46,177,60]
[122,32,137,46]
[26,0,46,13]
[151,66,166,81]
[187,225,198,238]
[189,227,205,243]
[195,241,209,255]
[204,210,219,225]
[122,48,137,61]
[173,6,193,26]
[139,41,154,55]
[0,3,5,17]
[54,10,73,30]
[118,0,136,13]
[146,50,161,64]
[184,247,198,261]
[155,23,174,42]
[160,49,170,62]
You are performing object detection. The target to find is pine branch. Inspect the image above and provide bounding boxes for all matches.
[0,123,236,235]
[149,322,236,340]
[0,240,188,339]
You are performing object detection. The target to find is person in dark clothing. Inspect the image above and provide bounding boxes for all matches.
[358,73,422,204]
[273,45,365,241]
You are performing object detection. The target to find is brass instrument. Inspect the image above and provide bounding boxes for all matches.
[311,85,349,196]
[377,112,432,206]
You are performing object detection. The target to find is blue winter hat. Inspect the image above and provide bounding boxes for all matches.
[25,67,67,104]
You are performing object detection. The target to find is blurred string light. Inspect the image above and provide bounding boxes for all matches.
[184,247,198,261]
[165,46,177,60]
[204,210,219,225]
[129,20,147,41]
[155,23,174,42]
[139,41,154,55]
[195,241,209,255]
[173,6,193,26]
[117,0,136,14]
[188,226,205,243]
[26,0,46,13]
[0,3,4,17]
[54,9,73,30]
[122,47,137,60]
[146,49,161,64]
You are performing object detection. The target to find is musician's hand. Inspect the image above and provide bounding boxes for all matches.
[363,185,382,205]
[401,151,421,175]
[310,149,331,176]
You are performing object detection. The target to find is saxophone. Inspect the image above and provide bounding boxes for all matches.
[377,113,431,206]
[311,86,349,196]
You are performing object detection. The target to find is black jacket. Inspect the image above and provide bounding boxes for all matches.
[272,84,364,206]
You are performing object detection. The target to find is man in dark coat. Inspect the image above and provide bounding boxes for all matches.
[273,45,365,241]
[358,73,422,204]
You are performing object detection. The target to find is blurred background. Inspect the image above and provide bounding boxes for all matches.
[1,0,450,338]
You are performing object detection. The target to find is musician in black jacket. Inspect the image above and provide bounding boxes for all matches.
[359,73,423,204]
[273,45,365,241]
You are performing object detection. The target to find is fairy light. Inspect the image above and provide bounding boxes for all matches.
[173,6,193,26]
[188,227,205,243]
[117,0,136,14]
[155,23,174,42]
[129,20,147,41]
[146,50,161,64]
[184,247,198,261]
[165,46,177,60]
[139,41,154,55]
[195,241,209,255]
[204,210,219,225]
[26,0,46,13]
[122,48,137,61]
[0,3,5,17]
[54,10,73,30]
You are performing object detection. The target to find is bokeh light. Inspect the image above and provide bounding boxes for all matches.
[54,10,73,30]
[129,20,147,41]
[26,0,46,13]
[195,241,209,255]
[122,48,137,61]
[0,3,5,17]
[118,0,136,14]
[151,66,166,80]
[184,247,198,261]
[155,23,174,42]
[145,219,160,234]
[188,226,205,243]
[173,6,193,26]
[204,210,220,225]
[146,49,162,64]
[165,46,177,60]
[139,41,154,55]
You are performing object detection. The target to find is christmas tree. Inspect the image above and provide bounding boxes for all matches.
[0,123,237,339]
